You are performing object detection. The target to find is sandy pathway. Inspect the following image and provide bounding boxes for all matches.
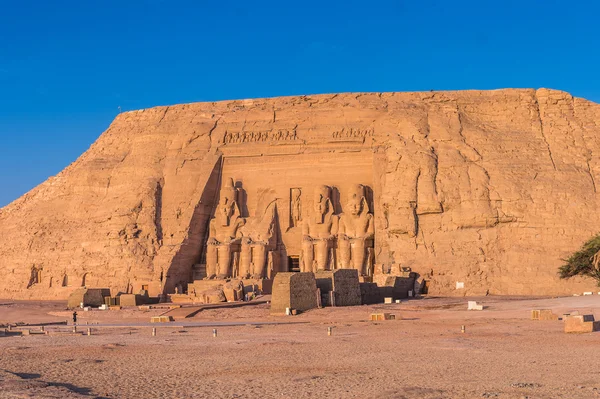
[1,296,599,398]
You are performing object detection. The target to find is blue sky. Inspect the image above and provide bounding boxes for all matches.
[1,0,599,207]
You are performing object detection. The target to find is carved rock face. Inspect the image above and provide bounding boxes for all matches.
[3,89,600,299]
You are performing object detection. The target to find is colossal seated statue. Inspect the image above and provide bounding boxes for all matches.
[205,178,245,279]
[338,184,374,276]
[239,199,278,279]
[301,185,338,273]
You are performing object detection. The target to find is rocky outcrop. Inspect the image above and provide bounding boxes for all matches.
[1,89,599,299]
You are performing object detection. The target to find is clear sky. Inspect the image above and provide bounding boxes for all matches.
[1,0,599,207]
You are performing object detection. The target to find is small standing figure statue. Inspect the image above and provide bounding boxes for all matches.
[290,188,302,227]
[301,185,338,272]
[205,178,246,279]
[338,184,375,276]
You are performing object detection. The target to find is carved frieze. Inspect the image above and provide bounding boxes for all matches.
[223,129,298,144]
[331,128,374,140]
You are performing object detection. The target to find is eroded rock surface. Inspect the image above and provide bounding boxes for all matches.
[1,89,599,299]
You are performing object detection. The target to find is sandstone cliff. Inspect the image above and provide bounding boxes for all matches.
[2,89,599,299]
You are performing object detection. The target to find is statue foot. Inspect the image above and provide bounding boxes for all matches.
[205,274,216,280]
[251,273,262,280]
[216,274,228,280]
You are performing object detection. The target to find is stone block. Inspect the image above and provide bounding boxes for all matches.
[359,282,380,305]
[118,294,139,307]
[202,289,227,304]
[104,296,118,306]
[188,278,272,303]
[271,272,318,314]
[67,288,111,308]
[372,274,415,300]
[370,313,396,321]
[188,280,224,296]
[467,301,483,311]
[315,269,361,307]
[223,281,244,302]
[170,294,193,303]
[239,279,273,295]
[531,309,559,321]
[150,316,173,323]
[564,315,599,333]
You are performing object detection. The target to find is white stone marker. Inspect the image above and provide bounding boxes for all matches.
[468,301,483,311]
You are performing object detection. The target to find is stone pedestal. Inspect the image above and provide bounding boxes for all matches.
[359,282,381,305]
[372,274,416,300]
[564,315,600,333]
[315,269,362,307]
[67,288,111,308]
[270,272,318,314]
[185,278,274,304]
[358,273,417,304]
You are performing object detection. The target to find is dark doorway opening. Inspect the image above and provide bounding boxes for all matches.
[288,256,300,272]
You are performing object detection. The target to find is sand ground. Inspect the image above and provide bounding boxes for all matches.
[1,295,599,399]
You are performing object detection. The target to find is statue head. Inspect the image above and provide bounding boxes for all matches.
[346,184,367,216]
[313,185,332,223]
[217,178,238,226]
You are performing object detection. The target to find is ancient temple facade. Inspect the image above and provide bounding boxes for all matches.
[193,126,381,288]
[4,90,600,300]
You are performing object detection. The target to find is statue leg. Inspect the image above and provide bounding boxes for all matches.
[206,244,218,279]
[301,240,314,273]
[314,239,329,271]
[239,241,252,279]
[252,244,266,279]
[338,236,351,269]
[217,245,232,278]
[351,238,367,275]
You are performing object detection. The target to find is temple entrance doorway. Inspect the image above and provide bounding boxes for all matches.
[287,256,300,272]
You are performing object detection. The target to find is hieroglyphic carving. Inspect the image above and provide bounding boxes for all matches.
[224,129,298,144]
[290,188,302,227]
[331,128,374,140]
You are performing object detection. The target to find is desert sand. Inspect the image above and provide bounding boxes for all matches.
[1,296,599,399]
